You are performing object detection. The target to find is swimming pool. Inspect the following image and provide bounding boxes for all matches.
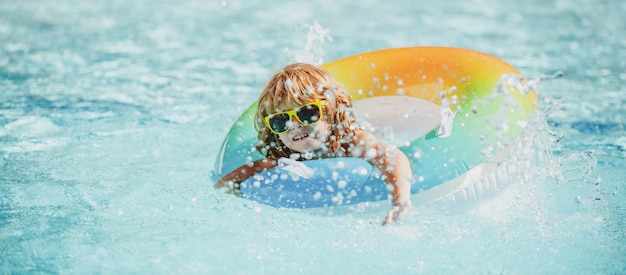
[1,0,624,273]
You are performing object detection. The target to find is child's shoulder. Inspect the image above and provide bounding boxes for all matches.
[352,129,378,143]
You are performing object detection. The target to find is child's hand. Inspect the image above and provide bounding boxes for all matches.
[214,179,240,192]
[382,200,411,225]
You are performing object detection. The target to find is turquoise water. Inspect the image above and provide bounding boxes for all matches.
[1,0,624,273]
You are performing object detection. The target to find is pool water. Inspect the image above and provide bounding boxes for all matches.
[1,0,624,273]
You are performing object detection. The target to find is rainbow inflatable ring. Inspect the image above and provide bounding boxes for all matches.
[213,46,537,208]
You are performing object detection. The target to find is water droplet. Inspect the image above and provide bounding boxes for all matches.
[337,180,347,189]
[313,192,322,201]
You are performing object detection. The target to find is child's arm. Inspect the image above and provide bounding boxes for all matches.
[352,130,413,225]
[214,158,277,192]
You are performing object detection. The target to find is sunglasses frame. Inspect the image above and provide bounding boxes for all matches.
[264,100,326,134]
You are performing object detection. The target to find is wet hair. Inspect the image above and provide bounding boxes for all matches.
[254,63,356,160]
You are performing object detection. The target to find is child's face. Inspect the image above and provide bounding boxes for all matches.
[277,114,330,154]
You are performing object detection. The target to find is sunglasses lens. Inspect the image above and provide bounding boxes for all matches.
[296,104,321,125]
[268,113,290,133]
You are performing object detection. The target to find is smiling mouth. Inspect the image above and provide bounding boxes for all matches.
[292,133,310,141]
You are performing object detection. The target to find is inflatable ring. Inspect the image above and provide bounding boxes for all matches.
[213,47,537,208]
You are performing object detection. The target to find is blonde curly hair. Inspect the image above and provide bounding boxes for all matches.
[254,63,357,160]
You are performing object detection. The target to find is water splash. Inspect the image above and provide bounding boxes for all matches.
[526,71,598,187]
[422,74,569,212]
[295,22,333,65]
[457,71,600,223]
[464,73,606,246]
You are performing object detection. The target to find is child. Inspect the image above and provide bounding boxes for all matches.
[215,63,413,225]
